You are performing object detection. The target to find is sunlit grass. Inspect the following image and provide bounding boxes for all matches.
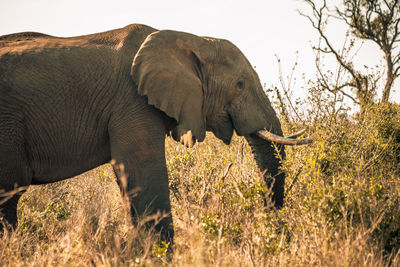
[0,104,399,266]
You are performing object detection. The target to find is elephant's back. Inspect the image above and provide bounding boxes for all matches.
[0,32,51,42]
[0,24,158,57]
[0,31,72,58]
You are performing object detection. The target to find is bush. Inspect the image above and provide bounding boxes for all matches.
[0,104,398,266]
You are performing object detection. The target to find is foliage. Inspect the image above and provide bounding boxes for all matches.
[0,96,398,265]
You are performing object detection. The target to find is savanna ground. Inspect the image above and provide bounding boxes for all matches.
[0,99,399,266]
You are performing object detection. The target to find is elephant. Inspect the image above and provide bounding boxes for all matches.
[0,24,311,243]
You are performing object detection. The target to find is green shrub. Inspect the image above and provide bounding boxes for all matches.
[0,103,398,266]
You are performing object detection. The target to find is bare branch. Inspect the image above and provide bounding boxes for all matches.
[305,1,360,81]
[312,39,360,105]
[302,0,400,106]
[389,8,400,48]
[330,82,360,104]
[395,64,400,76]
[384,0,392,10]
[275,55,302,121]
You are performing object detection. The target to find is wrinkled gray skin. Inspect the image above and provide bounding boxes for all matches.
[0,24,285,243]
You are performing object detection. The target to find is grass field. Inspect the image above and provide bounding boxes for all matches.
[0,103,399,266]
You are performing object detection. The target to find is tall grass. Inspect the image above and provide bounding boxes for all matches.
[0,103,399,266]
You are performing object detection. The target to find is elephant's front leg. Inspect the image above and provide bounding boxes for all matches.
[109,109,174,243]
[116,155,174,243]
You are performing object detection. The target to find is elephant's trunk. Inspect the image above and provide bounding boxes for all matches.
[245,133,286,209]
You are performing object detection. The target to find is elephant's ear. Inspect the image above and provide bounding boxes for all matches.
[131,30,211,142]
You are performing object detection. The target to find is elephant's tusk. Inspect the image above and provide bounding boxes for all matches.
[286,129,306,139]
[256,129,313,145]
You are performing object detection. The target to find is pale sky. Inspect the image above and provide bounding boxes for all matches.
[1,0,399,103]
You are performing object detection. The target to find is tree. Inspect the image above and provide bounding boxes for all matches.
[301,0,400,112]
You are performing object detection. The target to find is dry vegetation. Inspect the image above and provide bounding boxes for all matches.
[1,1,399,265]
[0,98,399,266]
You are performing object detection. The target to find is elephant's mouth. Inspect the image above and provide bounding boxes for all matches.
[255,128,313,145]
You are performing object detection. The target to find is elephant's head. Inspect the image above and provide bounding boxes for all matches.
[131,30,311,208]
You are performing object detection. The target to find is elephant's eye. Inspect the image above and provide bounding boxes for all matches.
[237,81,245,90]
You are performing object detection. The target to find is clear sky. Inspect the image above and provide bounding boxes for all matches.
[1,0,399,103]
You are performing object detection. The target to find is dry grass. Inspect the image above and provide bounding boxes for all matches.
[0,104,400,266]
